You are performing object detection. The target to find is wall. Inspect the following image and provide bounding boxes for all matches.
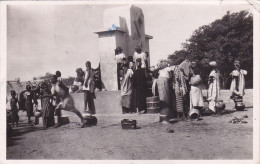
[70,91,122,114]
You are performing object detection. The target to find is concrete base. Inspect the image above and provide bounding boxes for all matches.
[65,91,122,115]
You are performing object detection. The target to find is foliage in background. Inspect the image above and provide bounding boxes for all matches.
[167,10,253,88]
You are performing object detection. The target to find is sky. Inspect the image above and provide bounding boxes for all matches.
[7,3,251,81]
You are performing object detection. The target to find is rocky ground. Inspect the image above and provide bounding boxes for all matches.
[6,90,253,160]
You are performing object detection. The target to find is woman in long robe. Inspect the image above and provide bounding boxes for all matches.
[230,60,247,101]
[207,61,220,113]
[190,68,204,111]
[133,58,147,114]
[171,66,188,118]
[157,66,172,121]
[120,62,134,113]
[40,83,55,128]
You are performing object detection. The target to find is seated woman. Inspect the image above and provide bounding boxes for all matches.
[190,68,204,113]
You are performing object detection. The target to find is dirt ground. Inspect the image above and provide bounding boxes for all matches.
[6,90,253,160]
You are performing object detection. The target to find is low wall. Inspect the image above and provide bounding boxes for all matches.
[69,91,122,115]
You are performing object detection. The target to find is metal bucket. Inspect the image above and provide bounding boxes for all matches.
[235,102,245,111]
[121,119,137,129]
[189,108,200,119]
[216,100,226,111]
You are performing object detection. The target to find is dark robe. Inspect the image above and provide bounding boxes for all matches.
[133,68,147,112]
[23,90,37,117]
[41,93,55,127]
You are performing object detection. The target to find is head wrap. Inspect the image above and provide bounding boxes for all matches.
[209,61,217,67]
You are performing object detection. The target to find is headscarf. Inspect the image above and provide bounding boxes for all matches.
[209,61,217,67]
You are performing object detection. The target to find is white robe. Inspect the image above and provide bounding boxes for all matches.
[230,69,247,97]
[190,75,204,110]
[207,69,220,112]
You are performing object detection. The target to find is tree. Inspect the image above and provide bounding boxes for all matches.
[168,10,253,88]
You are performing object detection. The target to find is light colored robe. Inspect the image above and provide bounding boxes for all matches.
[207,69,220,112]
[230,69,247,97]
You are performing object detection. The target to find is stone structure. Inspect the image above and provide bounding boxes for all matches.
[94,5,153,91]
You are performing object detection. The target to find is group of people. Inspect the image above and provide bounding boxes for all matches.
[117,46,247,123]
[9,61,97,128]
[8,46,247,128]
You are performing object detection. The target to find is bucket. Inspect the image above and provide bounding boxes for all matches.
[216,100,226,111]
[146,96,160,113]
[235,102,245,111]
[189,108,200,119]
[84,116,97,126]
[121,119,136,129]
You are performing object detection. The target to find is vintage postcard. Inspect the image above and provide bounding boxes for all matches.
[0,0,259,163]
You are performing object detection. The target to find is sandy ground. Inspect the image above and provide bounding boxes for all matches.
[6,90,253,160]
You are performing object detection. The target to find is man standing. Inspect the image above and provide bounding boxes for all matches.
[83,61,96,115]
[133,58,147,114]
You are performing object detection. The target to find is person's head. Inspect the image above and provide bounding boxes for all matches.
[114,48,118,55]
[39,82,48,93]
[193,68,201,75]
[129,62,134,69]
[76,68,83,77]
[234,60,241,70]
[56,71,61,78]
[26,85,31,91]
[209,61,217,69]
[145,51,149,58]
[117,47,123,54]
[85,61,91,71]
[136,58,142,68]
[51,75,57,84]
[135,46,141,54]
[11,90,16,98]
[191,61,197,68]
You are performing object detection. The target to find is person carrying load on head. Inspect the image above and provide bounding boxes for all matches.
[207,61,221,116]
[229,60,247,102]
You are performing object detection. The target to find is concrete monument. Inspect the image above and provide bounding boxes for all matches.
[94,5,153,91]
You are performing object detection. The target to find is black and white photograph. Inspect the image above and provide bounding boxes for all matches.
[0,0,259,162]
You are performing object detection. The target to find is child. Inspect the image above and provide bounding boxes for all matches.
[10,90,19,127]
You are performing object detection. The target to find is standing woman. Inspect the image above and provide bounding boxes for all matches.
[133,58,147,114]
[23,85,38,124]
[172,66,188,118]
[40,82,55,128]
[190,68,204,112]
[157,65,172,122]
[83,61,96,115]
[120,62,134,114]
[207,61,221,115]
[229,60,247,101]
